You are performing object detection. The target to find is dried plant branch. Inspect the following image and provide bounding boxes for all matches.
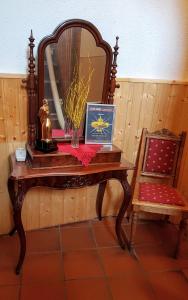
[64,58,94,129]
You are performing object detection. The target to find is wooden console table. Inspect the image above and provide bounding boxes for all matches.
[8,153,134,274]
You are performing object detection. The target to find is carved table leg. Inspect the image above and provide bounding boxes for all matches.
[116,178,132,249]
[8,178,26,274]
[96,181,107,220]
[8,179,17,236]
[14,209,26,274]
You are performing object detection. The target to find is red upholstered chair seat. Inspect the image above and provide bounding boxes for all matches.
[139,182,185,206]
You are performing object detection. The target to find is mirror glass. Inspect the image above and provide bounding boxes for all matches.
[43,27,106,139]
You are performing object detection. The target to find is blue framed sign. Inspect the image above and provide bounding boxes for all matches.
[85,103,116,144]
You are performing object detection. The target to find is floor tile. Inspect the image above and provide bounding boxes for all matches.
[182,268,188,280]
[99,247,141,276]
[179,237,188,254]
[109,273,156,300]
[20,282,65,300]
[174,255,188,269]
[157,222,178,246]
[149,271,188,300]
[1,221,188,300]
[158,223,181,257]
[0,233,19,256]
[26,227,60,253]
[65,278,111,300]
[22,252,64,284]
[124,221,164,246]
[0,285,20,300]
[63,249,104,279]
[0,254,21,285]
[176,239,188,266]
[92,222,118,247]
[61,226,96,251]
[136,245,180,272]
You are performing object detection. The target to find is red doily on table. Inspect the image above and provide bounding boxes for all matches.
[57,143,102,166]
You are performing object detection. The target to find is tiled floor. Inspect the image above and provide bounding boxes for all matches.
[0,217,188,299]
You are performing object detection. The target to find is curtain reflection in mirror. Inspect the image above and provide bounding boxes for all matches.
[45,45,65,129]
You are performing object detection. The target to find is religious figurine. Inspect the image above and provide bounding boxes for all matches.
[36,99,57,152]
[38,99,52,142]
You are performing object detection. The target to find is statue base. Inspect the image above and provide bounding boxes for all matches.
[35,139,58,153]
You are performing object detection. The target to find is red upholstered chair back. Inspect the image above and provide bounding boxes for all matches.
[138,129,186,188]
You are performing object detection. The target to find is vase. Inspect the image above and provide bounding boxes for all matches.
[71,128,79,148]
[64,119,72,138]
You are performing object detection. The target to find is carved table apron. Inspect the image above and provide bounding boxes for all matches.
[8,154,133,274]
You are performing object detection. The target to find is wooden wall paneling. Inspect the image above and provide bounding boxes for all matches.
[1,78,27,144]
[0,142,16,234]
[164,84,187,133]
[120,82,135,162]
[1,76,188,234]
[132,82,157,165]
[137,82,157,131]
[71,188,88,222]
[39,188,54,228]
[50,189,65,226]
[0,143,9,193]
[0,79,6,142]
[113,81,129,149]
[22,188,64,230]
[176,86,188,196]
[63,188,84,224]
[0,143,13,233]
[122,82,144,163]
[0,191,13,233]
[18,81,28,142]
[85,186,98,219]
[150,84,172,131]
[113,82,134,183]
[177,85,188,132]
[102,180,123,216]
[179,140,188,197]
[2,79,21,142]
[22,189,41,230]
[7,141,26,155]
[115,82,132,161]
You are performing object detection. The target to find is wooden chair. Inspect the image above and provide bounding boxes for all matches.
[129,128,188,258]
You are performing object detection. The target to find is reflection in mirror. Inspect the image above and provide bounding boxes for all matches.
[43,27,106,139]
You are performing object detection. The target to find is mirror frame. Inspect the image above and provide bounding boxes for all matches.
[25,19,119,148]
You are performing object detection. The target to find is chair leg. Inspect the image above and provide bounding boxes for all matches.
[129,211,138,256]
[174,218,187,259]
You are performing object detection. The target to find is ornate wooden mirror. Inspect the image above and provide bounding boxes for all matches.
[25,19,119,150]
